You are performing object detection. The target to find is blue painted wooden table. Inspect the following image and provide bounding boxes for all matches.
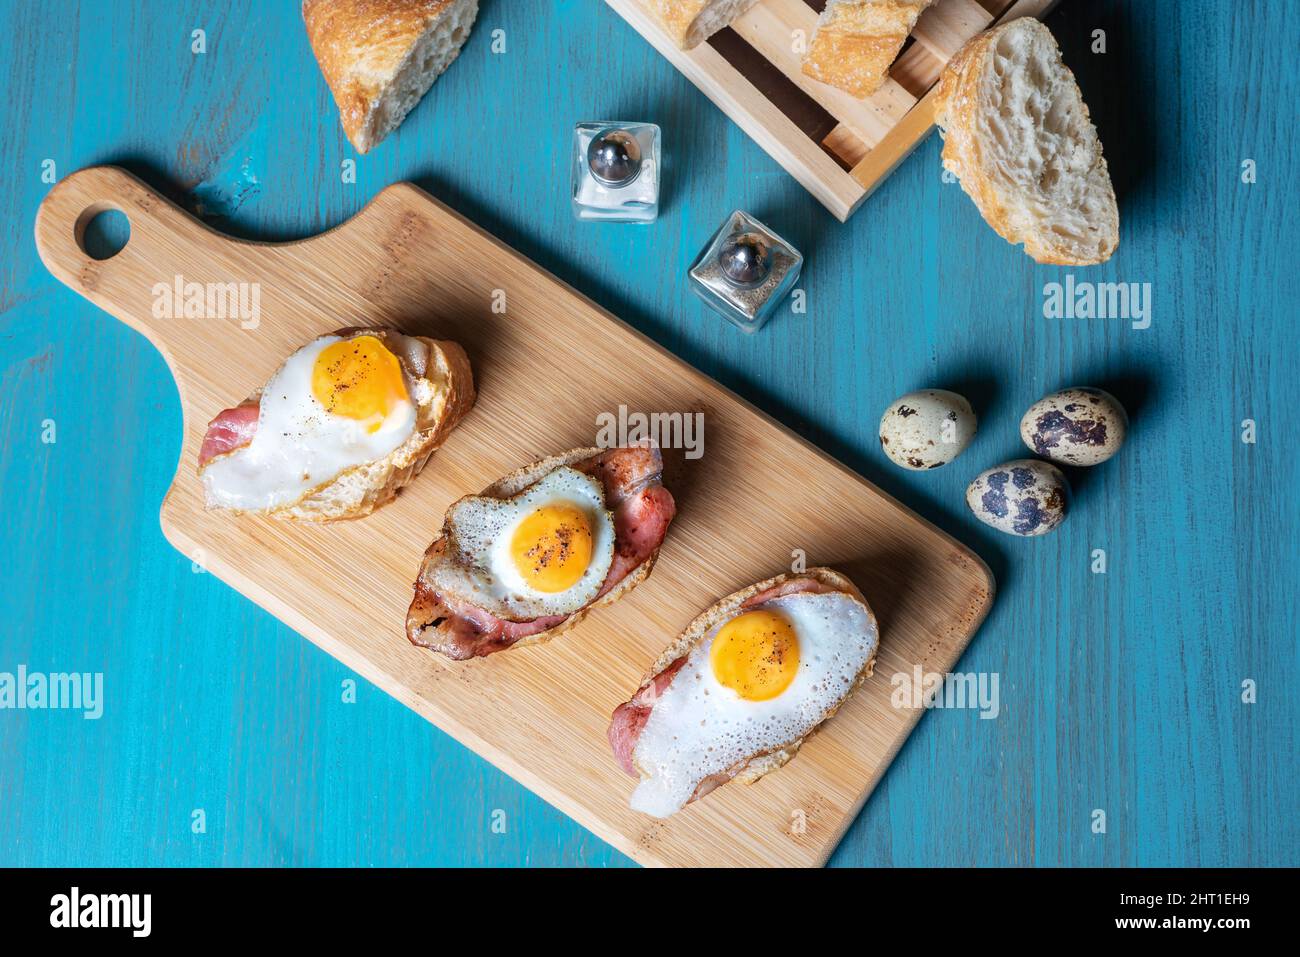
[1,0,1296,867]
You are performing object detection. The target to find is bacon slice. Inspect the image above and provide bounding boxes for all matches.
[739,577,836,608]
[198,400,260,468]
[608,657,687,775]
[407,446,676,660]
[407,541,573,658]
[606,576,832,788]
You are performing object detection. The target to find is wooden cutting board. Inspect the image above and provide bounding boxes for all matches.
[35,165,994,867]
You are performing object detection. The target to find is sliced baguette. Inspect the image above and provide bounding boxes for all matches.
[633,567,878,789]
[934,17,1119,265]
[408,447,666,653]
[303,0,479,154]
[201,328,475,522]
[645,0,761,50]
[801,0,935,98]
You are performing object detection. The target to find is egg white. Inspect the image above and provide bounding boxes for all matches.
[201,335,421,511]
[429,467,616,620]
[630,591,879,818]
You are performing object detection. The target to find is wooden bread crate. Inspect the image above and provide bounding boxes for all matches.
[606,0,1060,220]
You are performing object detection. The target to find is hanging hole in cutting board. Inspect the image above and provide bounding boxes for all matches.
[75,205,130,260]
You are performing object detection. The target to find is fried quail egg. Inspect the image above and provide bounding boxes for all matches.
[879,389,977,470]
[966,459,1070,536]
[1020,387,1128,466]
[427,467,616,620]
[202,334,427,510]
[630,590,879,817]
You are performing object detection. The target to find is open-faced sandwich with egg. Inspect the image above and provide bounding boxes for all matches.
[406,444,676,660]
[608,568,879,818]
[198,327,474,521]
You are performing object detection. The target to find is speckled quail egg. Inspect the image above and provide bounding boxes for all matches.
[966,459,1070,536]
[1020,387,1128,466]
[879,389,977,470]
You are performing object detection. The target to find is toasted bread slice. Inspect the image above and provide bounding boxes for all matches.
[801,0,935,98]
[934,17,1119,265]
[611,568,879,815]
[303,0,479,154]
[645,0,760,50]
[200,327,475,522]
[407,445,673,658]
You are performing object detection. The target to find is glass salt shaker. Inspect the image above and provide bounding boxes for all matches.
[689,210,803,333]
[571,122,660,223]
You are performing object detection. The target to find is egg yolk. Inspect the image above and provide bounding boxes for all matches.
[509,505,594,593]
[311,336,408,433]
[710,609,800,701]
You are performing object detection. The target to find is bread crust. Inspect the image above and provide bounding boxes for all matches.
[412,447,664,651]
[934,17,1119,265]
[801,0,934,98]
[934,26,1008,254]
[201,327,475,522]
[303,0,476,152]
[645,0,760,50]
[632,567,879,788]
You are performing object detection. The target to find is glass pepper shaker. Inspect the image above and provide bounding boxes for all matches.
[689,210,803,332]
[571,122,661,223]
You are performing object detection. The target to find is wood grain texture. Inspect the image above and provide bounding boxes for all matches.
[1,0,1297,868]
[34,165,993,867]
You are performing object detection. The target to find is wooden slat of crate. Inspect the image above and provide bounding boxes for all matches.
[608,0,867,217]
[606,0,1060,221]
[891,0,997,94]
[728,0,915,150]
[913,0,1000,61]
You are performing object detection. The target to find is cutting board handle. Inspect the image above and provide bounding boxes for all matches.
[37,167,210,345]
[34,164,423,377]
